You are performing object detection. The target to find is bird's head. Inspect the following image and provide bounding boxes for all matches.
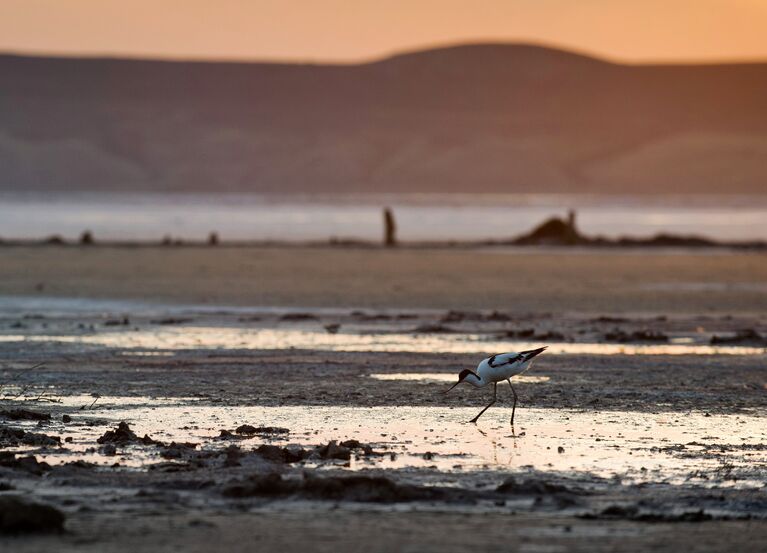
[444,369,478,393]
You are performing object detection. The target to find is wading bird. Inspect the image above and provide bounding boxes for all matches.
[445,347,547,425]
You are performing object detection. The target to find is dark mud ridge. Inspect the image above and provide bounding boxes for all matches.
[0,425,60,448]
[710,328,767,346]
[580,505,713,523]
[223,473,584,505]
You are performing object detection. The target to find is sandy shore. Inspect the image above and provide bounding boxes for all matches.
[1,246,766,551]
[1,246,767,313]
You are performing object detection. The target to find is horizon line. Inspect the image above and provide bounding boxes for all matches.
[3,40,767,67]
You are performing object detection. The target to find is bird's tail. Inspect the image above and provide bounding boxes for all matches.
[518,346,547,374]
[521,346,547,361]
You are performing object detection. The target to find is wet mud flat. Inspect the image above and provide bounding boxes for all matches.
[1,312,766,551]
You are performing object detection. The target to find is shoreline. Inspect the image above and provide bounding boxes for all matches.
[2,237,766,250]
[1,246,766,314]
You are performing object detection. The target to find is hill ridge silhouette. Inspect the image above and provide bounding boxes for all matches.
[1,43,766,194]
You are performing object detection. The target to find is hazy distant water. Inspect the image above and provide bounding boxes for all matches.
[1,193,766,242]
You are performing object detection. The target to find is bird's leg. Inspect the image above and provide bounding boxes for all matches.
[507,379,518,427]
[470,382,497,423]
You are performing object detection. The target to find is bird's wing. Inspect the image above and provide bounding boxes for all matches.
[486,352,522,368]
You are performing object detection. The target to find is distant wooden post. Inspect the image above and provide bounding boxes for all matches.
[383,207,397,247]
[567,209,576,229]
[566,209,578,244]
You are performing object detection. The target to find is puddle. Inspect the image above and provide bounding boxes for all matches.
[369,373,550,383]
[11,399,766,487]
[0,328,763,355]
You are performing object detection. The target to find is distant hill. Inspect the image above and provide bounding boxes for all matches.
[1,44,766,194]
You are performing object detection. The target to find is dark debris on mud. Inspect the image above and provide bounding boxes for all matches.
[221,472,586,506]
[97,421,161,446]
[0,453,51,475]
[580,504,714,523]
[0,408,51,422]
[710,329,767,346]
[496,475,583,495]
[0,425,60,448]
[234,424,289,436]
[604,329,669,343]
[223,473,460,503]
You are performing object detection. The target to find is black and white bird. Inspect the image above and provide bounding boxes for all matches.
[445,347,547,425]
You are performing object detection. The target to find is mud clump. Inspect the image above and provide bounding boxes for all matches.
[0,425,60,447]
[580,505,712,522]
[496,476,574,495]
[0,408,51,421]
[313,440,351,461]
[97,421,160,446]
[440,310,511,323]
[604,329,668,343]
[255,444,307,464]
[0,453,51,476]
[634,510,713,522]
[104,317,129,326]
[279,313,317,321]
[0,496,65,534]
[412,324,456,334]
[235,425,289,436]
[150,317,192,325]
[160,442,198,459]
[592,316,629,323]
[324,323,341,334]
[486,311,512,322]
[339,439,378,456]
[49,460,97,476]
[710,329,767,346]
[223,474,446,503]
[351,312,391,321]
[504,329,566,341]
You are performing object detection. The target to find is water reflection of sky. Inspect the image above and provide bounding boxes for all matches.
[9,398,765,488]
[1,328,763,355]
[2,193,767,241]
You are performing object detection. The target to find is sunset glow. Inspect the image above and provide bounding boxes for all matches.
[2,0,767,63]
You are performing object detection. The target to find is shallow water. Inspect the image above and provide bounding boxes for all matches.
[14,398,766,488]
[2,192,767,241]
[369,374,551,383]
[1,327,763,356]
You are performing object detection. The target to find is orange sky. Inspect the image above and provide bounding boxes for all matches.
[2,0,767,63]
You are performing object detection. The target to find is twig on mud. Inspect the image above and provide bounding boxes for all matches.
[27,389,62,403]
[0,362,45,398]
[81,393,101,410]
[8,385,32,400]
